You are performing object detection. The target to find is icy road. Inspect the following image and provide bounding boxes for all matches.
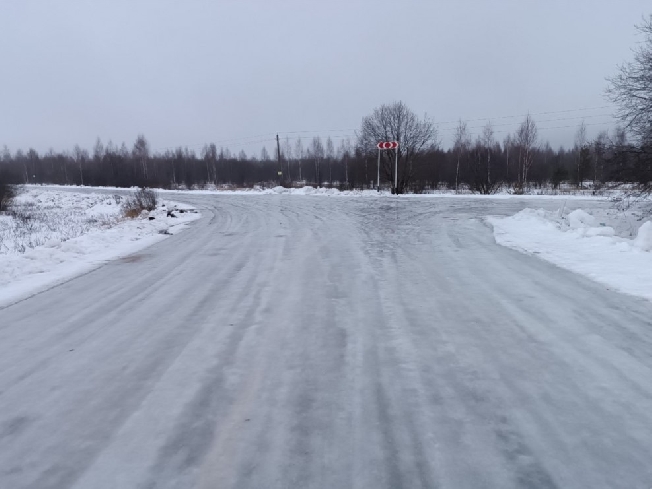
[1,195,652,489]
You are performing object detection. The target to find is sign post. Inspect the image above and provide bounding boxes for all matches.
[375,141,399,192]
[377,148,381,191]
[395,149,398,191]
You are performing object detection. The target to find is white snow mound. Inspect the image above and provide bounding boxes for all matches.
[567,209,596,229]
[634,221,652,252]
[488,207,652,301]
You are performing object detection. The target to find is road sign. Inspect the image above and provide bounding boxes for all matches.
[376,141,399,150]
[375,141,400,191]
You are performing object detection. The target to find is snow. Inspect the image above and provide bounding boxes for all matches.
[196,186,611,199]
[3,195,652,488]
[488,205,652,301]
[633,221,652,252]
[28,184,617,200]
[0,189,200,307]
[206,185,381,197]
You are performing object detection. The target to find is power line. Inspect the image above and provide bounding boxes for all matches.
[277,128,357,136]
[434,104,616,126]
[485,121,614,138]
[437,113,615,132]
[151,104,619,153]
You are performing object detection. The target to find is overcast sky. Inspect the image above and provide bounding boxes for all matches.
[0,0,649,156]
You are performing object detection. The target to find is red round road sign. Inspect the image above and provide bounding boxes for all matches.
[377,141,399,150]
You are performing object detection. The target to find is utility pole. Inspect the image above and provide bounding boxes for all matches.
[276,134,282,186]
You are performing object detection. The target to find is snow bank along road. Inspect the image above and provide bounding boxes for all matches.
[1,195,652,489]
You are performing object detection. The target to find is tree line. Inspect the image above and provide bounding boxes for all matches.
[0,120,643,194]
[1,16,649,194]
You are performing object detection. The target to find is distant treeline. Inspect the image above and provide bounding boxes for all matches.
[0,127,648,193]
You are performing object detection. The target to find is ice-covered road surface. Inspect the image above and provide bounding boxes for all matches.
[1,195,652,489]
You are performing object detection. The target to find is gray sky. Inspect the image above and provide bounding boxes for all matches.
[0,0,649,156]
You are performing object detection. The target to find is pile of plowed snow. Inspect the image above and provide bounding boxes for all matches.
[488,204,652,300]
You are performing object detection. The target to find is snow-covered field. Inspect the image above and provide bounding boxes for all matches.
[0,189,200,307]
[489,202,652,300]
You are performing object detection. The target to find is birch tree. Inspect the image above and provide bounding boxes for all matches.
[574,121,588,187]
[516,114,538,187]
[294,138,304,182]
[482,122,495,186]
[453,120,471,192]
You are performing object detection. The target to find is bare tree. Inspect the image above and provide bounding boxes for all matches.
[132,135,150,182]
[611,126,629,180]
[453,120,471,192]
[27,149,39,184]
[93,138,104,163]
[607,15,652,198]
[294,138,304,182]
[326,137,334,186]
[357,101,437,193]
[283,137,293,183]
[607,15,652,146]
[311,137,324,186]
[592,130,609,185]
[202,143,218,184]
[468,133,500,195]
[339,138,352,187]
[73,145,88,186]
[516,114,538,187]
[482,122,495,186]
[503,134,512,182]
[574,121,588,187]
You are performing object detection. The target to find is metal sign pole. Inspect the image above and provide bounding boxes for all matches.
[376,141,399,193]
[394,149,398,193]
[377,147,380,191]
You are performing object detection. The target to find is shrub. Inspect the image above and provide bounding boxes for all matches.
[0,182,17,212]
[122,187,158,218]
[133,187,158,211]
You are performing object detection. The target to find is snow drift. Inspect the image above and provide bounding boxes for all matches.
[488,207,652,301]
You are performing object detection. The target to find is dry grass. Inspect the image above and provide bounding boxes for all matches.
[122,188,158,218]
[122,207,141,219]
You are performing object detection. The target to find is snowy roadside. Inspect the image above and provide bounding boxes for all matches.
[488,204,652,300]
[0,189,200,307]
[29,183,615,200]
[164,186,613,200]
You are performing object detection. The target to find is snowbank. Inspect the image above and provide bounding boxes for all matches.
[634,221,652,252]
[28,184,615,200]
[202,185,382,197]
[488,207,652,300]
[0,189,200,307]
